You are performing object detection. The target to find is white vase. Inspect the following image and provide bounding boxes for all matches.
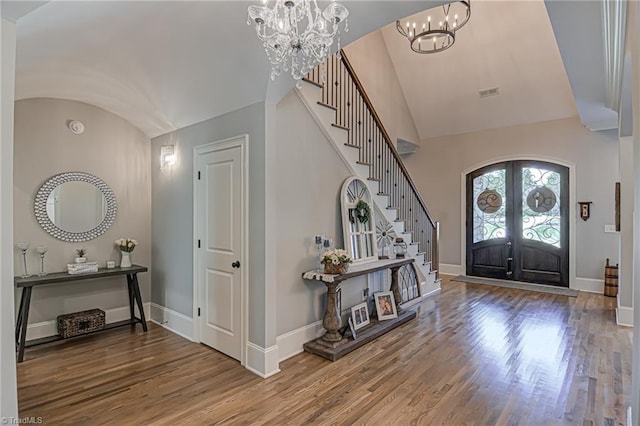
[120,251,132,268]
[75,257,87,264]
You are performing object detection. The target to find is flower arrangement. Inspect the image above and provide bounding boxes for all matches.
[321,248,352,274]
[116,238,138,253]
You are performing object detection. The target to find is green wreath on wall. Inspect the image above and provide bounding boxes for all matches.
[354,199,371,224]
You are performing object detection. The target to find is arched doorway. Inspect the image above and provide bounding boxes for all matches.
[466,160,569,287]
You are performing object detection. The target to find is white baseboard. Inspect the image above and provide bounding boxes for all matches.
[150,303,194,341]
[26,302,151,340]
[440,263,463,276]
[276,320,324,362]
[573,277,603,294]
[422,287,441,299]
[245,342,280,378]
[617,306,634,327]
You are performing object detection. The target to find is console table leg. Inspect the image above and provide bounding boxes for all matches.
[131,274,148,332]
[390,266,402,312]
[126,274,135,326]
[15,288,26,347]
[17,286,33,363]
[321,282,342,343]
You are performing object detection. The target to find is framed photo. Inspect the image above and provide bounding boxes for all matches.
[348,317,357,340]
[374,291,397,320]
[351,302,370,330]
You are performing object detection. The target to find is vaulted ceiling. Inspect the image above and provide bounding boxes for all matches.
[380,0,578,140]
[2,1,616,140]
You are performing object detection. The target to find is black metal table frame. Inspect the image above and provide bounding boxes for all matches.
[15,265,148,363]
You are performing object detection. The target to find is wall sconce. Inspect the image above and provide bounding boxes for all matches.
[578,201,592,221]
[160,145,176,170]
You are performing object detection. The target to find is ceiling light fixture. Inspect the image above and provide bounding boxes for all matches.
[248,0,349,81]
[396,1,471,54]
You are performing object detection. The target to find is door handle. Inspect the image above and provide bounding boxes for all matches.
[232,261,240,269]
[506,241,513,276]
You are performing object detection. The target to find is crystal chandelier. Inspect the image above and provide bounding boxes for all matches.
[248,0,349,81]
[396,1,471,54]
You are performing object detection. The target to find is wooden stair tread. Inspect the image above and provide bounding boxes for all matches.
[317,101,337,111]
[302,77,323,88]
[356,161,372,166]
[367,177,382,182]
[344,143,360,149]
[331,123,350,131]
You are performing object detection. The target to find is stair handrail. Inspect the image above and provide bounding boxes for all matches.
[338,49,437,229]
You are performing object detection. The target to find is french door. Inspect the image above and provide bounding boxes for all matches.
[466,160,569,287]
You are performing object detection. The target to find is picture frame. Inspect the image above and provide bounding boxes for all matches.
[348,316,357,340]
[350,302,370,330]
[374,291,397,320]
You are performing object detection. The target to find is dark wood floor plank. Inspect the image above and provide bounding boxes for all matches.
[17,276,632,425]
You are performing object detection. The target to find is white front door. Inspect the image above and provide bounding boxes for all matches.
[195,138,245,361]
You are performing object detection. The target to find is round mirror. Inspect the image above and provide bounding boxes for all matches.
[35,172,117,242]
[46,181,107,233]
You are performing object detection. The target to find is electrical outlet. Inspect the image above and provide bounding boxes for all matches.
[363,288,369,301]
[604,224,617,233]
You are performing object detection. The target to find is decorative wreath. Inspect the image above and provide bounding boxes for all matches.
[354,199,371,224]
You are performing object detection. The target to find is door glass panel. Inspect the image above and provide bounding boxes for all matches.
[473,169,506,243]
[522,167,561,247]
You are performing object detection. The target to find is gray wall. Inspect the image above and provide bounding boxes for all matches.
[1,17,18,418]
[618,136,633,308]
[343,30,420,147]
[404,117,619,280]
[275,91,368,336]
[151,102,266,347]
[13,98,151,326]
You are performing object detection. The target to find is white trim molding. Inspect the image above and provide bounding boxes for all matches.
[440,264,464,276]
[277,320,325,362]
[25,302,151,341]
[573,277,604,294]
[617,306,634,327]
[246,342,280,378]
[150,303,194,341]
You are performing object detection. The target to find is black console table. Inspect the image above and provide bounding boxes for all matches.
[15,265,148,362]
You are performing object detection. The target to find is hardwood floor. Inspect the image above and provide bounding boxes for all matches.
[18,276,632,425]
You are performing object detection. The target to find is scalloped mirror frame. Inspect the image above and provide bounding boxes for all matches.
[34,172,117,242]
[340,176,378,264]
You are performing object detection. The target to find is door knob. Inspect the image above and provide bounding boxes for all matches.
[232,261,240,269]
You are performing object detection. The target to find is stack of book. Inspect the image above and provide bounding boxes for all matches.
[67,262,99,275]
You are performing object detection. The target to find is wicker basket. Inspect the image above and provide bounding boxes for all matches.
[324,263,349,275]
[57,308,105,338]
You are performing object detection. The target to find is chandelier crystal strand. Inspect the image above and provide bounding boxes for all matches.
[248,0,349,81]
[396,0,470,54]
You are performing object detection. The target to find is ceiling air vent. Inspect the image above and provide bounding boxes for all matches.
[479,87,500,98]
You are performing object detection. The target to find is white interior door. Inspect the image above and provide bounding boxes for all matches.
[195,140,244,361]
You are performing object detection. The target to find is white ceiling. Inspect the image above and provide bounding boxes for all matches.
[7,1,439,139]
[380,0,579,141]
[4,0,616,140]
